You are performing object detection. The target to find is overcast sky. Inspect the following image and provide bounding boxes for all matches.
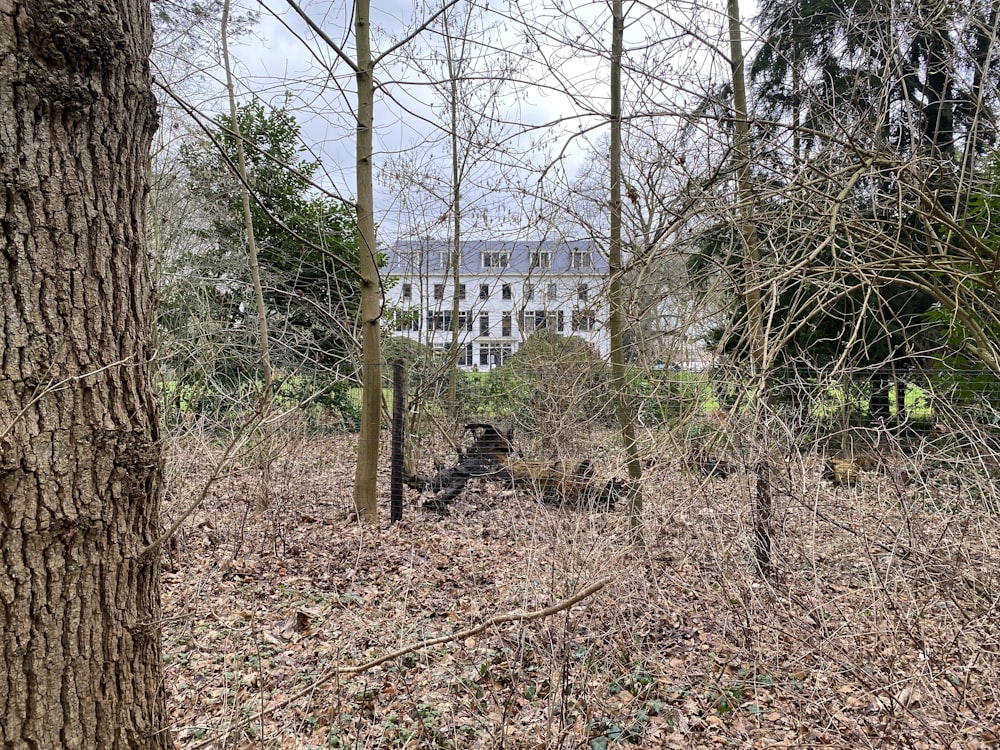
[166,0,748,242]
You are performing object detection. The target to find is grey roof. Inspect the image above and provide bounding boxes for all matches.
[386,239,608,275]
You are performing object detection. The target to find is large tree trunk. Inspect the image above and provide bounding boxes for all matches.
[0,2,171,748]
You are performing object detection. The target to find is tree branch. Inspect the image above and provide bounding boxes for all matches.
[188,576,612,748]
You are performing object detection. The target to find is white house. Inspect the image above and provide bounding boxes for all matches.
[384,239,610,369]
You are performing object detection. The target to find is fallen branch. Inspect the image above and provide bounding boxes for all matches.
[188,576,612,748]
[408,423,620,510]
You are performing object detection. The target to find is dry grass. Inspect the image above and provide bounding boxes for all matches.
[160,423,1000,749]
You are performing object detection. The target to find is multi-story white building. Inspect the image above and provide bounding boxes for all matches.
[385,239,609,369]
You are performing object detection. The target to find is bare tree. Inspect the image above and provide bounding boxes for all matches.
[380,0,523,424]
[608,0,645,542]
[220,0,274,409]
[726,0,773,576]
[282,0,462,521]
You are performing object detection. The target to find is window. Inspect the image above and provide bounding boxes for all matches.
[571,250,592,269]
[430,311,452,331]
[433,283,444,301]
[524,283,534,300]
[458,342,474,367]
[502,311,512,337]
[479,284,489,300]
[482,251,509,269]
[424,249,446,270]
[457,311,474,332]
[578,283,588,301]
[572,309,595,332]
[530,251,551,269]
[522,310,561,333]
[394,309,420,332]
[479,312,490,336]
[479,343,512,367]
[459,284,467,299]
[547,283,558,301]
[429,311,472,332]
[502,283,512,300]
[402,283,412,300]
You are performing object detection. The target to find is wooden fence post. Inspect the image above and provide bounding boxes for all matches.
[390,359,405,522]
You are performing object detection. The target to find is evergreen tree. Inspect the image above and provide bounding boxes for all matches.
[693,0,1000,419]
[173,98,363,402]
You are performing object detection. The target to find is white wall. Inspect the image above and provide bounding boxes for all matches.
[386,241,610,369]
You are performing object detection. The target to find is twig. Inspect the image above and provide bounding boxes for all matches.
[140,399,300,560]
[188,576,612,749]
[0,358,131,443]
[139,419,254,561]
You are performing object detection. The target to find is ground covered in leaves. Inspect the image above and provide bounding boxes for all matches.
[161,428,1000,749]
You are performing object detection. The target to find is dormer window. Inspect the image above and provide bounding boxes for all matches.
[424,249,446,271]
[482,251,509,269]
[571,250,592,269]
[530,251,551,269]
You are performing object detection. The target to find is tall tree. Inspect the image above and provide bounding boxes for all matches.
[381,0,520,420]
[727,0,773,576]
[284,0,459,522]
[354,0,382,522]
[0,1,172,747]
[608,0,644,542]
[220,0,274,408]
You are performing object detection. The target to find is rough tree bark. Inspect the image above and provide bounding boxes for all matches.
[0,1,172,747]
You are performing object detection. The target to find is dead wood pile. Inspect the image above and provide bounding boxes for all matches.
[405,423,622,511]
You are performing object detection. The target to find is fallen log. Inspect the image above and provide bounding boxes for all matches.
[493,458,621,510]
[405,423,620,511]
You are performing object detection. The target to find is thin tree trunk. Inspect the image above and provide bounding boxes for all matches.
[221,0,273,406]
[0,1,172,747]
[727,0,773,577]
[353,0,381,522]
[445,7,462,419]
[221,0,274,511]
[791,45,801,167]
[609,0,644,544]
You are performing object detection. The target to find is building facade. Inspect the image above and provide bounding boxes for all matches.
[385,239,609,369]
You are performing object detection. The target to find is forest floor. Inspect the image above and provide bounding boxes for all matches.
[160,427,1000,749]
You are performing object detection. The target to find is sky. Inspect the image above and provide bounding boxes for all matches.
[159,0,751,242]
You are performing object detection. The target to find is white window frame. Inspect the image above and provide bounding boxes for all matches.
[530,251,551,269]
[482,251,510,269]
[571,250,592,269]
